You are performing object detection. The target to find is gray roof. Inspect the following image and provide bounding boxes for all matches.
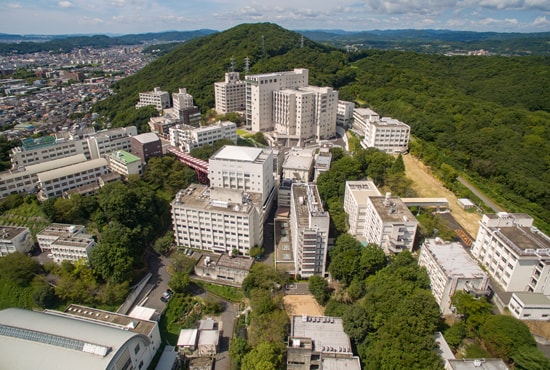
[291,315,352,355]
[0,308,150,370]
[37,158,108,182]
[512,292,550,306]
[447,359,509,370]
[212,145,263,162]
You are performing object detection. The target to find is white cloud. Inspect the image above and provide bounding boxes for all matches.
[58,1,73,8]
[362,0,459,15]
[7,3,22,9]
[533,15,550,26]
[79,16,105,25]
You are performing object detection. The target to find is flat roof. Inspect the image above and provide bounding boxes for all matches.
[497,226,550,253]
[423,239,486,279]
[37,158,108,182]
[512,292,550,306]
[177,329,198,346]
[212,145,263,162]
[346,181,381,205]
[198,253,254,271]
[291,315,352,354]
[37,223,84,238]
[110,150,141,164]
[132,132,159,144]
[198,330,219,346]
[447,359,509,370]
[370,196,417,224]
[24,154,88,174]
[283,149,314,170]
[321,357,361,370]
[0,225,29,241]
[171,185,259,215]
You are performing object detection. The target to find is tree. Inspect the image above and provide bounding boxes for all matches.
[511,345,550,370]
[451,291,493,332]
[308,275,330,305]
[480,315,536,362]
[229,337,250,368]
[443,321,466,350]
[31,277,57,308]
[241,341,282,370]
[360,244,387,277]
[168,271,189,293]
[342,303,370,342]
[0,253,41,286]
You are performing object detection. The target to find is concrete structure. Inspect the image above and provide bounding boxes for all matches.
[287,315,361,370]
[176,320,219,358]
[177,329,198,351]
[36,223,86,251]
[0,306,159,370]
[197,330,219,357]
[130,132,162,164]
[214,72,246,114]
[169,121,237,152]
[290,183,330,278]
[272,86,338,145]
[336,100,355,127]
[172,146,275,255]
[314,146,332,182]
[194,253,254,286]
[361,116,410,153]
[245,68,309,132]
[0,226,33,256]
[135,87,170,111]
[49,233,96,264]
[9,126,137,170]
[172,88,194,111]
[278,178,294,208]
[343,180,382,237]
[171,185,262,255]
[471,213,550,294]
[419,238,489,315]
[37,157,109,200]
[458,198,476,209]
[154,346,179,370]
[352,108,379,133]
[208,145,274,206]
[446,359,509,370]
[282,148,315,183]
[108,150,142,177]
[508,292,550,320]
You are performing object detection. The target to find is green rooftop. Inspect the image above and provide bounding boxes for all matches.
[111,150,140,164]
[21,135,56,150]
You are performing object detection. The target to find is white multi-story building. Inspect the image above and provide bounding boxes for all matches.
[135,87,170,111]
[171,185,261,255]
[0,226,33,256]
[282,148,315,183]
[108,150,143,177]
[208,146,274,206]
[172,146,275,255]
[272,86,338,144]
[343,180,382,237]
[214,72,246,114]
[419,238,489,315]
[9,126,137,169]
[37,223,85,251]
[362,117,410,153]
[352,108,379,133]
[169,121,237,152]
[37,158,109,200]
[172,88,194,111]
[49,234,96,263]
[471,213,550,294]
[289,183,330,278]
[245,68,309,132]
[337,100,355,127]
[364,193,418,254]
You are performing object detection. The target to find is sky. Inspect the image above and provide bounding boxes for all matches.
[1,0,550,35]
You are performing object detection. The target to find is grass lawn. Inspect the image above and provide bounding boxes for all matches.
[194,281,244,302]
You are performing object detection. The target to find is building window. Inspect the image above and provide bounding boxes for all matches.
[134,344,140,355]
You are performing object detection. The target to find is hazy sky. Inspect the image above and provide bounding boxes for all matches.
[1,0,549,35]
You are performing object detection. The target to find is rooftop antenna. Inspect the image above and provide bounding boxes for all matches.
[261,35,266,58]
[301,35,304,48]
[244,57,250,73]
[230,57,236,72]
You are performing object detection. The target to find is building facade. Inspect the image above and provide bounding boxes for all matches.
[130,132,162,164]
[135,87,170,111]
[37,223,85,251]
[336,100,355,127]
[49,234,96,263]
[471,213,550,294]
[194,253,254,286]
[245,68,309,132]
[169,121,237,152]
[0,226,33,256]
[108,150,143,177]
[289,183,330,278]
[214,72,246,114]
[172,88,194,111]
[361,117,410,153]
[282,148,314,183]
[343,180,382,237]
[419,238,489,315]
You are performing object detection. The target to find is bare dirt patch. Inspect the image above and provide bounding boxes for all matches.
[526,321,550,341]
[403,154,481,238]
[283,294,324,317]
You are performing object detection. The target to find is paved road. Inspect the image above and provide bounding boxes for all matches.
[457,176,503,213]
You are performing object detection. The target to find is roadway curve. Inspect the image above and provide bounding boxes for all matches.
[457,176,503,213]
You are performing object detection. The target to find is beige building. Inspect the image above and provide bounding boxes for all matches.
[343,180,382,236]
[282,148,315,183]
[37,223,85,251]
[0,226,33,256]
[214,72,246,114]
[419,238,489,315]
[172,88,194,111]
[194,253,254,286]
[108,150,143,177]
[135,87,170,111]
[353,108,410,153]
[336,100,355,127]
[169,121,237,152]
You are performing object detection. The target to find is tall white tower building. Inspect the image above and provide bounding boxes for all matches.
[214,72,246,114]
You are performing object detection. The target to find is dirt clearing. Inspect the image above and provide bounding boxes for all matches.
[403,154,481,238]
[283,294,324,317]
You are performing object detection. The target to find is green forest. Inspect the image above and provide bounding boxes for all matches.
[92,22,550,233]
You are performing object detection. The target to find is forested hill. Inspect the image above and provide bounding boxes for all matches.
[93,22,550,232]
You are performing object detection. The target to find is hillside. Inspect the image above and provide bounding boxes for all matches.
[93,22,550,233]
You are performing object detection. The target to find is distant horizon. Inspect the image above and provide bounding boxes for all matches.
[1,1,549,35]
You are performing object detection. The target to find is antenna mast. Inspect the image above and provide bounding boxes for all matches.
[230,57,235,72]
[261,35,266,58]
[301,35,304,48]
[244,57,250,73]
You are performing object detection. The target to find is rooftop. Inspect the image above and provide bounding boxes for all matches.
[53,234,95,249]
[0,225,29,241]
[171,184,260,215]
[292,184,327,228]
[37,158,108,183]
[37,223,84,239]
[283,148,314,171]
[346,180,382,205]
[290,315,352,355]
[197,253,254,271]
[110,150,141,164]
[446,359,509,370]
[423,239,486,279]
[132,132,159,144]
[212,145,263,163]
[370,195,417,224]
[496,225,550,255]
[512,292,550,306]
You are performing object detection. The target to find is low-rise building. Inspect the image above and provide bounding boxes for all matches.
[169,121,237,152]
[37,223,85,251]
[282,148,314,183]
[108,150,143,177]
[336,100,355,128]
[508,292,550,320]
[194,253,254,286]
[130,132,162,164]
[49,234,96,264]
[136,87,170,111]
[353,108,410,153]
[0,226,33,256]
[419,238,489,315]
[313,147,332,182]
[287,315,361,370]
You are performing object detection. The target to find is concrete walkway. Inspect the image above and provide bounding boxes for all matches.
[457,176,504,213]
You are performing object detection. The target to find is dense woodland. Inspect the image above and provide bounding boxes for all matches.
[92,22,550,233]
